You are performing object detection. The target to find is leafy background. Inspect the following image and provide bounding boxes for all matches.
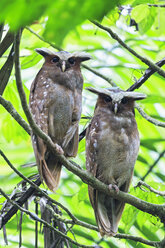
[0,0,165,247]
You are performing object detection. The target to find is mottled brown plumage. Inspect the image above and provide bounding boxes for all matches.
[29,48,91,191]
[86,87,146,236]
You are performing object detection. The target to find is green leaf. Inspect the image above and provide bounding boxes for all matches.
[44,0,127,45]
[132,0,155,7]
[78,184,88,202]
[131,4,150,23]
[122,205,139,232]
[138,7,156,34]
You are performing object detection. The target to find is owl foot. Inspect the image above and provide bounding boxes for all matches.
[108,184,119,194]
[54,143,64,155]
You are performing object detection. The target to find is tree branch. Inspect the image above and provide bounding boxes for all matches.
[136,181,165,196]
[127,58,165,91]
[0,44,15,95]
[0,30,14,58]
[116,233,161,247]
[14,30,63,155]
[141,150,165,181]
[13,31,165,224]
[82,64,116,87]
[91,20,165,78]
[0,188,95,248]
[45,204,162,247]
[0,149,162,248]
[25,27,62,51]
[148,4,165,7]
[0,95,31,135]
[0,149,77,225]
[135,104,165,128]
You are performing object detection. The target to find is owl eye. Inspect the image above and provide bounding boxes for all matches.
[121,98,128,104]
[68,57,75,65]
[51,57,59,63]
[104,96,112,103]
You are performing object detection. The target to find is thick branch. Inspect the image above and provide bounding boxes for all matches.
[0,149,162,248]
[13,31,165,223]
[116,233,161,247]
[0,176,41,228]
[0,30,14,58]
[14,31,62,155]
[0,23,4,42]
[58,155,165,223]
[91,20,165,78]
[0,44,15,95]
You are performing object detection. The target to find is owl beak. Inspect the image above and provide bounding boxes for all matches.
[114,103,118,114]
[61,61,66,72]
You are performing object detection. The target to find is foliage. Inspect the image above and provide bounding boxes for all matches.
[0,0,165,247]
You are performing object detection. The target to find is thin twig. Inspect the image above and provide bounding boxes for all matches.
[12,28,165,226]
[148,4,165,7]
[1,139,165,226]
[141,150,165,181]
[13,31,165,223]
[82,64,116,87]
[25,27,62,51]
[0,149,76,225]
[45,204,162,247]
[91,20,165,78]
[0,95,31,135]
[0,189,95,248]
[135,104,165,128]
[136,181,165,197]
[127,58,165,91]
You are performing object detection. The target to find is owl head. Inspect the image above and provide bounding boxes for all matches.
[35,48,91,72]
[87,87,146,114]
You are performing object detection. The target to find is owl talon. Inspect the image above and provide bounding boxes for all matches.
[108,184,119,194]
[54,143,64,155]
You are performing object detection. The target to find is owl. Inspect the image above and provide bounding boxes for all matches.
[29,48,91,191]
[86,87,146,236]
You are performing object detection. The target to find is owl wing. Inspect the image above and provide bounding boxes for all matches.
[62,89,82,157]
[86,116,99,209]
[30,77,59,191]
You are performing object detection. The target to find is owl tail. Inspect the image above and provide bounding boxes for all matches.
[96,192,125,236]
[40,155,62,192]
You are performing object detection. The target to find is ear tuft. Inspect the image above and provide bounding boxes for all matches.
[86,87,110,96]
[72,52,92,62]
[35,48,55,57]
[125,92,147,100]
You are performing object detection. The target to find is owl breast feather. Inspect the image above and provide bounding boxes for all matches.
[47,84,74,145]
